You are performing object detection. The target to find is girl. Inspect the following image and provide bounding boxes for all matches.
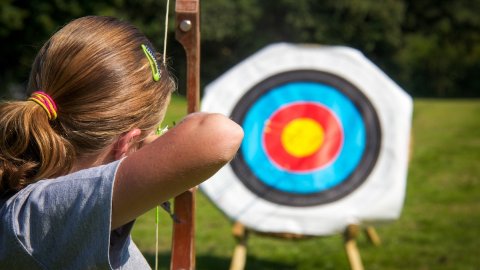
[0,16,243,269]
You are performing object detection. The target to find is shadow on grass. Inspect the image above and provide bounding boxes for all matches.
[143,252,295,270]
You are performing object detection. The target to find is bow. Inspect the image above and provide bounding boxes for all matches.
[171,1,200,269]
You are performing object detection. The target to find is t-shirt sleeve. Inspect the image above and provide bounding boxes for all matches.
[7,159,123,270]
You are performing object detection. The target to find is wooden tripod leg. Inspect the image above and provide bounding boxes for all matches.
[344,224,364,270]
[229,222,248,270]
[364,226,381,246]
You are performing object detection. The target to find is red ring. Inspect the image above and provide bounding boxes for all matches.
[263,102,343,172]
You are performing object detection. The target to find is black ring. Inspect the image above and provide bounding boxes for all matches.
[230,70,382,206]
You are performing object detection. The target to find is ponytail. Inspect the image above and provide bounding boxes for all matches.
[1,16,175,194]
[0,101,74,193]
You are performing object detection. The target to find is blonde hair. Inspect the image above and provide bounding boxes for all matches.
[0,16,175,193]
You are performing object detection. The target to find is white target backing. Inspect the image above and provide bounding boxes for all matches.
[201,43,412,236]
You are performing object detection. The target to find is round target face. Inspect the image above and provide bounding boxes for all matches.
[201,43,413,236]
[230,70,381,206]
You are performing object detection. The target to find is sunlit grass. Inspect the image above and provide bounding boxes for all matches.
[132,98,480,270]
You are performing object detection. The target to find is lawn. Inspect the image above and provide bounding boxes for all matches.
[131,97,480,270]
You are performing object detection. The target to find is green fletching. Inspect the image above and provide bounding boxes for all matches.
[155,125,169,135]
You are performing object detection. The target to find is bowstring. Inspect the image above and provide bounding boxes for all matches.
[162,0,170,65]
[156,1,170,269]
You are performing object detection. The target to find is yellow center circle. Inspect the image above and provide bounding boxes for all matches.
[281,118,324,158]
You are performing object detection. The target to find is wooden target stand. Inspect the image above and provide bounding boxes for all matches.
[229,222,381,270]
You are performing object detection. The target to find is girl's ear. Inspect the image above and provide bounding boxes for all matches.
[113,128,142,160]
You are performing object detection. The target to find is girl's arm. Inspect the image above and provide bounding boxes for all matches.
[111,112,243,229]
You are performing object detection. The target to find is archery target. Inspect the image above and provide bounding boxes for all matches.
[201,43,413,235]
[230,70,381,206]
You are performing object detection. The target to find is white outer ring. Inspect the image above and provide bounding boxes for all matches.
[201,43,413,236]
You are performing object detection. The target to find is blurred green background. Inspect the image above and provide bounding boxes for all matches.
[2,0,479,269]
[1,0,479,98]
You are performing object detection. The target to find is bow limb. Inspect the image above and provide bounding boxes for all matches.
[171,1,200,269]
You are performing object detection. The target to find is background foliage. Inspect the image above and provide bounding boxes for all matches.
[1,0,479,98]
[1,1,478,268]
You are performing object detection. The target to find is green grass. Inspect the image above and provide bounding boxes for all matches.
[131,98,480,270]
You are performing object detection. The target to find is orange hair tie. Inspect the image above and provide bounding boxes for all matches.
[28,91,58,120]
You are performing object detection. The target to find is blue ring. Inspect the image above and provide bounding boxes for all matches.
[241,82,366,194]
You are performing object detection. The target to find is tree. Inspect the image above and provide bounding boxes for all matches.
[2,0,479,98]
[398,0,480,97]
[199,0,405,92]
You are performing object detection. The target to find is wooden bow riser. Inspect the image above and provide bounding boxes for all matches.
[171,1,200,270]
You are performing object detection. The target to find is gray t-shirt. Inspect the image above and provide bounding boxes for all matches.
[0,160,151,270]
